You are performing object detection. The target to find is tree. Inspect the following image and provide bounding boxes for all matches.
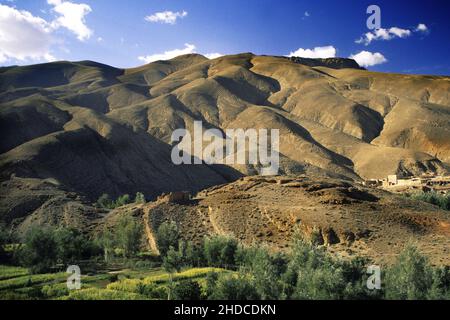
[20,228,58,273]
[98,227,115,262]
[0,224,8,262]
[135,192,146,204]
[115,194,131,207]
[203,236,238,268]
[209,274,259,300]
[116,216,143,258]
[184,241,203,267]
[163,245,184,300]
[54,228,91,264]
[96,193,113,209]
[385,245,435,300]
[172,280,202,300]
[156,221,180,257]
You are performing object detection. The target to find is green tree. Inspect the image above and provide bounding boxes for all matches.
[156,221,180,257]
[115,194,131,207]
[0,224,8,262]
[96,193,113,209]
[20,228,58,273]
[385,245,435,300]
[98,227,115,262]
[172,280,202,300]
[135,192,146,204]
[54,228,92,264]
[209,274,260,300]
[203,236,238,268]
[163,245,184,300]
[116,216,143,258]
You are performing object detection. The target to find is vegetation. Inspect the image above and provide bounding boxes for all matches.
[407,191,450,211]
[96,192,147,210]
[0,222,448,300]
[115,216,143,258]
[156,221,180,257]
[385,245,450,299]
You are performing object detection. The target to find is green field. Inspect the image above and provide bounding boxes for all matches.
[0,265,228,300]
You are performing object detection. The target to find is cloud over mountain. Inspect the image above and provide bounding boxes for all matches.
[349,50,387,67]
[288,46,336,58]
[145,10,188,24]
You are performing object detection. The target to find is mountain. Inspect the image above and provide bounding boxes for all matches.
[1,53,449,236]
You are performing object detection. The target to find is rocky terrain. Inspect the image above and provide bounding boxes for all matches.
[97,176,449,265]
[1,53,449,264]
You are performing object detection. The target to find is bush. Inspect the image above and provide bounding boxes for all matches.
[409,191,450,211]
[41,283,69,299]
[385,245,448,300]
[156,221,180,257]
[135,192,146,204]
[163,246,184,274]
[96,193,113,209]
[116,216,143,258]
[54,228,99,264]
[209,274,259,300]
[19,228,58,273]
[172,280,202,300]
[241,246,283,299]
[62,288,147,300]
[115,194,131,207]
[203,236,238,268]
[184,241,204,267]
[0,224,8,262]
[96,194,133,209]
[283,238,370,300]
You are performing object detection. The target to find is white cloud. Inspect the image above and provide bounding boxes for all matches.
[204,52,223,59]
[356,25,425,45]
[0,4,55,63]
[287,46,337,59]
[0,1,93,64]
[48,0,92,41]
[138,44,225,63]
[304,11,310,17]
[145,10,187,25]
[138,43,196,63]
[349,51,387,67]
[416,23,429,33]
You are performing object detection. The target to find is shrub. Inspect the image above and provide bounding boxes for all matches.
[156,221,180,257]
[209,274,259,300]
[172,280,202,300]
[54,228,98,264]
[384,245,446,300]
[135,192,146,204]
[203,236,238,268]
[116,216,143,258]
[184,241,204,267]
[96,193,113,209]
[115,194,131,207]
[41,283,69,299]
[19,227,58,273]
[62,288,147,300]
[96,194,133,209]
[0,224,8,262]
[409,191,450,211]
[283,238,370,300]
[163,246,184,274]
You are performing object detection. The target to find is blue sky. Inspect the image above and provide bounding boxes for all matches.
[0,0,449,75]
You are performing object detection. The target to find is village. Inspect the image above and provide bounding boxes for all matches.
[362,174,450,194]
